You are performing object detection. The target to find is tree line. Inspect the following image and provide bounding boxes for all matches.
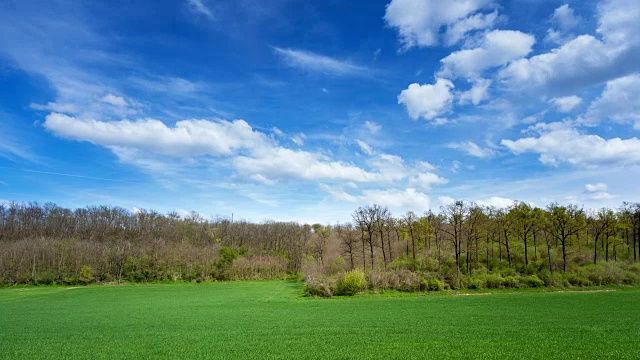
[0,200,639,288]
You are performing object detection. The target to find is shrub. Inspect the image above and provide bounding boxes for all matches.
[485,274,504,289]
[305,277,334,297]
[463,276,485,290]
[389,270,422,292]
[335,270,367,296]
[502,276,520,288]
[80,265,94,284]
[427,278,444,291]
[218,247,238,265]
[524,275,544,288]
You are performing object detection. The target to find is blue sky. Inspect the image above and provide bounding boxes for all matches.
[1,0,639,223]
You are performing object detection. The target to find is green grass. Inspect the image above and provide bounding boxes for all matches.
[1,282,639,359]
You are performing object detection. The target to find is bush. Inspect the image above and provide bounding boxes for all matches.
[305,277,334,297]
[485,274,504,289]
[463,276,485,290]
[335,270,367,296]
[80,265,94,284]
[502,276,520,288]
[524,275,544,288]
[427,278,444,291]
[218,247,238,265]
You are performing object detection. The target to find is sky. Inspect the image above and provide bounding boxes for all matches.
[1,0,639,223]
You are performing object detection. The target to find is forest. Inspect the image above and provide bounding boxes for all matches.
[1,200,639,295]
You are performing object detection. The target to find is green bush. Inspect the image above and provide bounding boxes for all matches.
[80,265,94,284]
[218,247,238,265]
[463,276,485,290]
[485,274,504,289]
[524,275,544,288]
[502,276,520,288]
[334,270,367,296]
[427,278,445,291]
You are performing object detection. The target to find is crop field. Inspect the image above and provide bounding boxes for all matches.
[0,282,639,359]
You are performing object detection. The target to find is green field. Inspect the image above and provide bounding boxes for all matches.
[1,282,639,359]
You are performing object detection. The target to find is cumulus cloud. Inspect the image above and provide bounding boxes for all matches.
[459,78,491,105]
[408,172,449,190]
[501,122,640,167]
[273,47,369,76]
[439,30,535,78]
[546,4,581,45]
[384,0,495,49]
[101,94,128,107]
[584,183,614,201]
[320,184,431,211]
[43,113,449,187]
[444,11,499,46]
[501,0,640,92]
[550,95,582,113]
[43,113,267,157]
[447,141,496,158]
[476,196,514,208]
[583,74,640,128]
[398,79,454,121]
[585,183,608,193]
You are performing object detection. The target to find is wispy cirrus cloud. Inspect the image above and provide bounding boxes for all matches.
[272,47,370,76]
[186,0,214,20]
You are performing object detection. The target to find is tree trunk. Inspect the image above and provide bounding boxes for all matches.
[379,229,387,269]
[561,237,567,272]
[368,232,374,270]
[503,229,512,265]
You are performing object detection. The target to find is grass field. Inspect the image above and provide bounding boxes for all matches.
[1,282,639,359]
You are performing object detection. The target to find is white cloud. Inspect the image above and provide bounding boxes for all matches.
[30,102,79,114]
[356,140,374,155]
[272,127,285,137]
[101,94,128,107]
[439,30,535,78]
[501,0,640,92]
[447,141,496,158]
[585,191,615,201]
[320,184,431,212]
[550,95,582,113]
[187,0,214,19]
[583,183,614,201]
[501,122,640,167]
[363,120,381,133]
[546,4,581,44]
[43,113,268,157]
[272,47,369,76]
[459,78,491,105]
[43,113,452,187]
[384,0,495,49]
[445,11,499,46]
[398,79,454,121]
[583,74,640,128]
[291,133,306,146]
[451,160,462,172]
[552,5,580,31]
[408,172,449,190]
[438,196,456,207]
[585,183,608,192]
[416,160,437,171]
[476,196,514,208]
